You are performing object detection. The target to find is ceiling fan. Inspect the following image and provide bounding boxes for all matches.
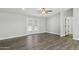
[39,8,52,14]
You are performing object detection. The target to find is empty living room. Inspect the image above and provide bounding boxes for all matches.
[0,8,79,50]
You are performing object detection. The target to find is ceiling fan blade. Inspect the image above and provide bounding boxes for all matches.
[47,10,52,12]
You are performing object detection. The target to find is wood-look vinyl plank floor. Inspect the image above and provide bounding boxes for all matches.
[0,33,79,50]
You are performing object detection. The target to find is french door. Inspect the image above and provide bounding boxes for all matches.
[26,17,40,35]
[65,17,73,36]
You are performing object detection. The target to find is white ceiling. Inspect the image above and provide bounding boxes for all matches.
[0,8,71,17]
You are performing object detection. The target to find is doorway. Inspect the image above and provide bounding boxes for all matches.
[26,17,40,35]
[64,17,73,38]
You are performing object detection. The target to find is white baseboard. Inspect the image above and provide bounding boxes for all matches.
[73,38,79,40]
[0,32,64,40]
[0,34,27,40]
[0,32,46,40]
[47,32,60,36]
[60,34,65,37]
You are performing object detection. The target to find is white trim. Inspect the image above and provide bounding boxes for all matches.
[60,34,65,37]
[0,34,27,40]
[0,32,66,40]
[0,32,46,40]
[47,32,60,36]
[73,38,79,40]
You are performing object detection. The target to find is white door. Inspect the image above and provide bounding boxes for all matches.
[33,19,40,34]
[65,17,73,35]
[26,17,40,35]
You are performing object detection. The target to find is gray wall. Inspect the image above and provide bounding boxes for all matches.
[0,12,46,40]
[60,8,73,37]
[64,8,73,17]
[47,13,60,35]
[73,8,79,40]
[0,12,26,39]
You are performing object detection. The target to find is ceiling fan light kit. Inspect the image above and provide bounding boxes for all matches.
[41,8,47,14]
[40,8,52,14]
